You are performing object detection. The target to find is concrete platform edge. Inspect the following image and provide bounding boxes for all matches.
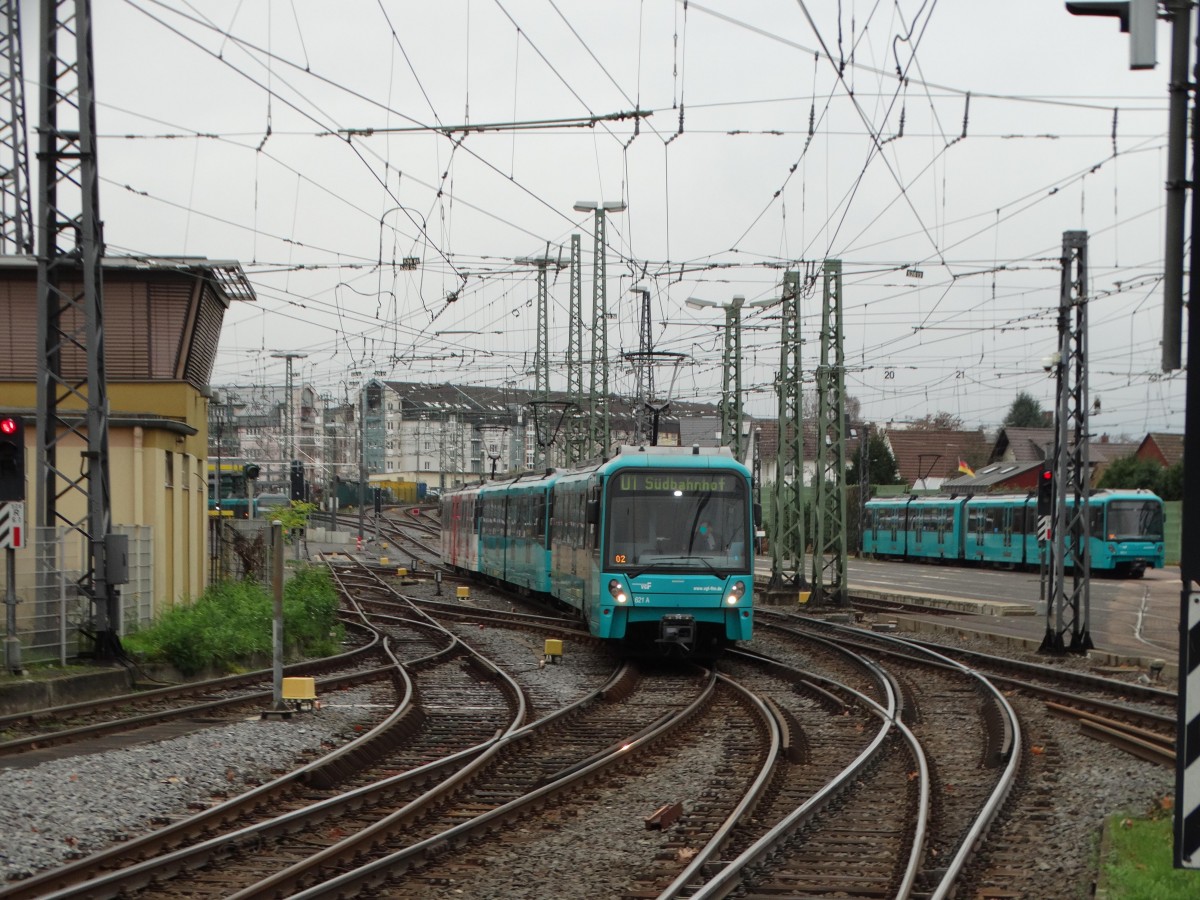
[0,667,134,716]
[851,587,1037,617]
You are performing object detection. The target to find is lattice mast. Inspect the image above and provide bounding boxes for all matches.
[812,260,848,605]
[517,251,560,469]
[0,0,32,253]
[768,271,807,592]
[1040,230,1093,654]
[564,233,585,466]
[588,210,610,459]
[272,351,306,463]
[35,0,121,656]
[720,297,745,463]
[635,285,653,443]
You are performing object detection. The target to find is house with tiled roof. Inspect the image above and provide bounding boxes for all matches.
[987,427,1140,486]
[750,420,864,488]
[882,428,990,491]
[1136,432,1184,468]
[989,426,1055,464]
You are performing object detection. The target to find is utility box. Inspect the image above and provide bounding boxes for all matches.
[105,533,129,585]
[282,676,317,712]
[544,639,563,663]
[457,586,470,599]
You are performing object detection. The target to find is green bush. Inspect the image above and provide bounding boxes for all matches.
[124,567,343,676]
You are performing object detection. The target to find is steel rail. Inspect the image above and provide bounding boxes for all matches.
[254,667,717,900]
[653,670,781,897]
[679,648,931,900]
[783,615,1022,900]
[4,636,416,900]
[0,621,381,732]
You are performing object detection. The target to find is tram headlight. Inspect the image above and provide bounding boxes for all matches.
[725,580,746,606]
[608,578,628,604]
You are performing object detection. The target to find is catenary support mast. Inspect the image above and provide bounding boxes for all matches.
[35,0,121,657]
[813,260,848,606]
[0,0,32,254]
[1040,230,1092,654]
[768,270,807,596]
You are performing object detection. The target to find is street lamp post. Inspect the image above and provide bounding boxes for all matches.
[574,199,626,459]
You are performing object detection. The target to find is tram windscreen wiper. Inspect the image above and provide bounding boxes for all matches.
[629,555,725,579]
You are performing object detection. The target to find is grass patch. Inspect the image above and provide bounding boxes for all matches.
[1102,798,1200,899]
[123,567,343,676]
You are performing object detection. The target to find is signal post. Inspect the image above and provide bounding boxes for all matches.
[0,413,26,674]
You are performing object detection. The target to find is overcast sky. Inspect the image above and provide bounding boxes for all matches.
[34,1,1186,437]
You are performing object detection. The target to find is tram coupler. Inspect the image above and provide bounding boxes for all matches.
[657,614,696,649]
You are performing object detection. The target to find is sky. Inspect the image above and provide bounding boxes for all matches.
[27,1,1188,438]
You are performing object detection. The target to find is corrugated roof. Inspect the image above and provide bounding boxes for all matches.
[943,459,1041,491]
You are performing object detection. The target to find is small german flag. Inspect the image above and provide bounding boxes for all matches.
[957,458,975,477]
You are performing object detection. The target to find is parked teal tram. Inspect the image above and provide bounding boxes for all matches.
[862,489,1164,577]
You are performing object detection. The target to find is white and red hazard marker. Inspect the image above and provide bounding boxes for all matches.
[1178,590,1200,869]
[0,501,24,549]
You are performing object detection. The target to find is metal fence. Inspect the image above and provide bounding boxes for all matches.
[0,525,155,666]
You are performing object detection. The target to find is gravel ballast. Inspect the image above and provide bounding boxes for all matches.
[0,604,1179,895]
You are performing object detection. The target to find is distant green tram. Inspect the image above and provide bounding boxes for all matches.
[207,460,260,518]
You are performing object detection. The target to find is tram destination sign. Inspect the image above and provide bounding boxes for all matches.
[616,473,737,494]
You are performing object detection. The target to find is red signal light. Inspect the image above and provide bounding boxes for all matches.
[1041,469,1052,481]
[0,417,16,436]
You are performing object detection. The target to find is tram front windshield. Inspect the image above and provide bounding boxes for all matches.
[1104,500,1163,542]
[606,469,749,572]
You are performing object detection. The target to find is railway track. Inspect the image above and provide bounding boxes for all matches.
[0,624,384,760]
[2,541,1175,899]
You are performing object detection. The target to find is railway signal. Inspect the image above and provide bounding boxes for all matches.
[0,415,25,502]
[290,460,305,501]
[1036,465,1054,519]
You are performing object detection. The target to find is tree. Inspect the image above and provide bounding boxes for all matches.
[847,432,902,487]
[1097,456,1182,500]
[908,411,964,430]
[1161,461,1184,501]
[1004,391,1049,427]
